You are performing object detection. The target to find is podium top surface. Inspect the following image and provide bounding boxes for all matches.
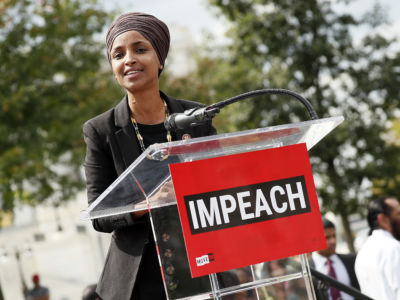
[80,116,343,220]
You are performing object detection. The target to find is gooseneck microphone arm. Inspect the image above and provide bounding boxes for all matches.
[164,88,318,131]
[208,88,318,120]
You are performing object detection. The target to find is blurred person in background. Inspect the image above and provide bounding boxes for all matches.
[82,11,215,300]
[24,274,49,300]
[311,218,359,300]
[355,196,400,299]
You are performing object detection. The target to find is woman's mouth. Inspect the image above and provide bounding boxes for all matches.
[124,70,142,78]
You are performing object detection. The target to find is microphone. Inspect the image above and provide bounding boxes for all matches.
[164,89,317,132]
[164,106,220,131]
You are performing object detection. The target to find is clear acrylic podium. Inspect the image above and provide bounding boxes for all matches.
[80,116,343,300]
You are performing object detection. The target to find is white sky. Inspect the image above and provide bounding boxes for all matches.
[100,0,400,42]
[100,0,224,43]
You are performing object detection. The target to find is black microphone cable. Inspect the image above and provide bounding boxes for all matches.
[164,88,318,131]
[208,88,318,120]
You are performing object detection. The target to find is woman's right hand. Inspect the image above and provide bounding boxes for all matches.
[132,210,148,219]
[131,181,175,219]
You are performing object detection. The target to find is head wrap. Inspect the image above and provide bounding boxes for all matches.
[106,12,170,67]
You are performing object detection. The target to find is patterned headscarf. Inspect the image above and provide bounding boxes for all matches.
[106,12,170,67]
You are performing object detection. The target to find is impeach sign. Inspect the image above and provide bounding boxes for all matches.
[170,143,326,278]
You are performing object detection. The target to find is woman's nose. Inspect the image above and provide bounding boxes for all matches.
[125,51,136,65]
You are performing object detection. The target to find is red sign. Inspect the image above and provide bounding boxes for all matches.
[169,143,326,278]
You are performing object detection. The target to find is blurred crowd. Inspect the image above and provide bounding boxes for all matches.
[309,195,400,300]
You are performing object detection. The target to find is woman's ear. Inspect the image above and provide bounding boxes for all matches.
[158,65,164,77]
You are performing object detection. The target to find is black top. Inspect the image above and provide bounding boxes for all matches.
[138,122,169,149]
[132,122,169,299]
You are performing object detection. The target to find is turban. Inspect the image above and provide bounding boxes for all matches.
[106,12,170,67]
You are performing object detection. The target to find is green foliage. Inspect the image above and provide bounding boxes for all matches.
[161,46,260,132]
[164,0,400,250]
[0,0,121,211]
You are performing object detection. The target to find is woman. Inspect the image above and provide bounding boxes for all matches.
[83,12,216,300]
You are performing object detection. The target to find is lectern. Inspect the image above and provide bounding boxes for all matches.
[80,116,343,300]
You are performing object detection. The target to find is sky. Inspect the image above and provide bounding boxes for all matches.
[100,0,400,42]
[100,0,225,43]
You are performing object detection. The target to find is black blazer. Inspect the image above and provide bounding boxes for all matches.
[83,92,216,300]
[337,253,360,291]
[310,253,360,298]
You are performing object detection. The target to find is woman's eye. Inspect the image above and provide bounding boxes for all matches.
[113,52,124,59]
[136,47,147,53]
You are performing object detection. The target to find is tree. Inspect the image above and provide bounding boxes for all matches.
[163,0,400,251]
[0,0,121,215]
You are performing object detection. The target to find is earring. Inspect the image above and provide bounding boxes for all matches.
[159,65,164,70]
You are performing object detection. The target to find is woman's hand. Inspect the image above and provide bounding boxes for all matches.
[151,181,175,204]
[131,181,175,219]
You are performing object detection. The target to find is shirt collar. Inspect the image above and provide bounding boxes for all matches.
[312,252,339,268]
[371,228,395,240]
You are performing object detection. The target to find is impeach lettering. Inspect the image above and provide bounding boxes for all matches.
[184,176,311,234]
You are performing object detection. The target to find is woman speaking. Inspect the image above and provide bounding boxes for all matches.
[83,12,216,300]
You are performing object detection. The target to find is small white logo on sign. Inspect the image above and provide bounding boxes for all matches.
[196,255,210,266]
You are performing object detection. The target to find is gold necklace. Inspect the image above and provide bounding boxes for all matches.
[130,99,172,152]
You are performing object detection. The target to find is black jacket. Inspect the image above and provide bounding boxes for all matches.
[83,92,216,300]
[310,253,360,299]
[337,253,360,291]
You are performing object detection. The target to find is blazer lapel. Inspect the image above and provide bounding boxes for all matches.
[114,95,141,169]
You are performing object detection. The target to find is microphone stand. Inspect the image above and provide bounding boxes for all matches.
[207,88,318,120]
[165,88,319,132]
[310,267,373,300]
